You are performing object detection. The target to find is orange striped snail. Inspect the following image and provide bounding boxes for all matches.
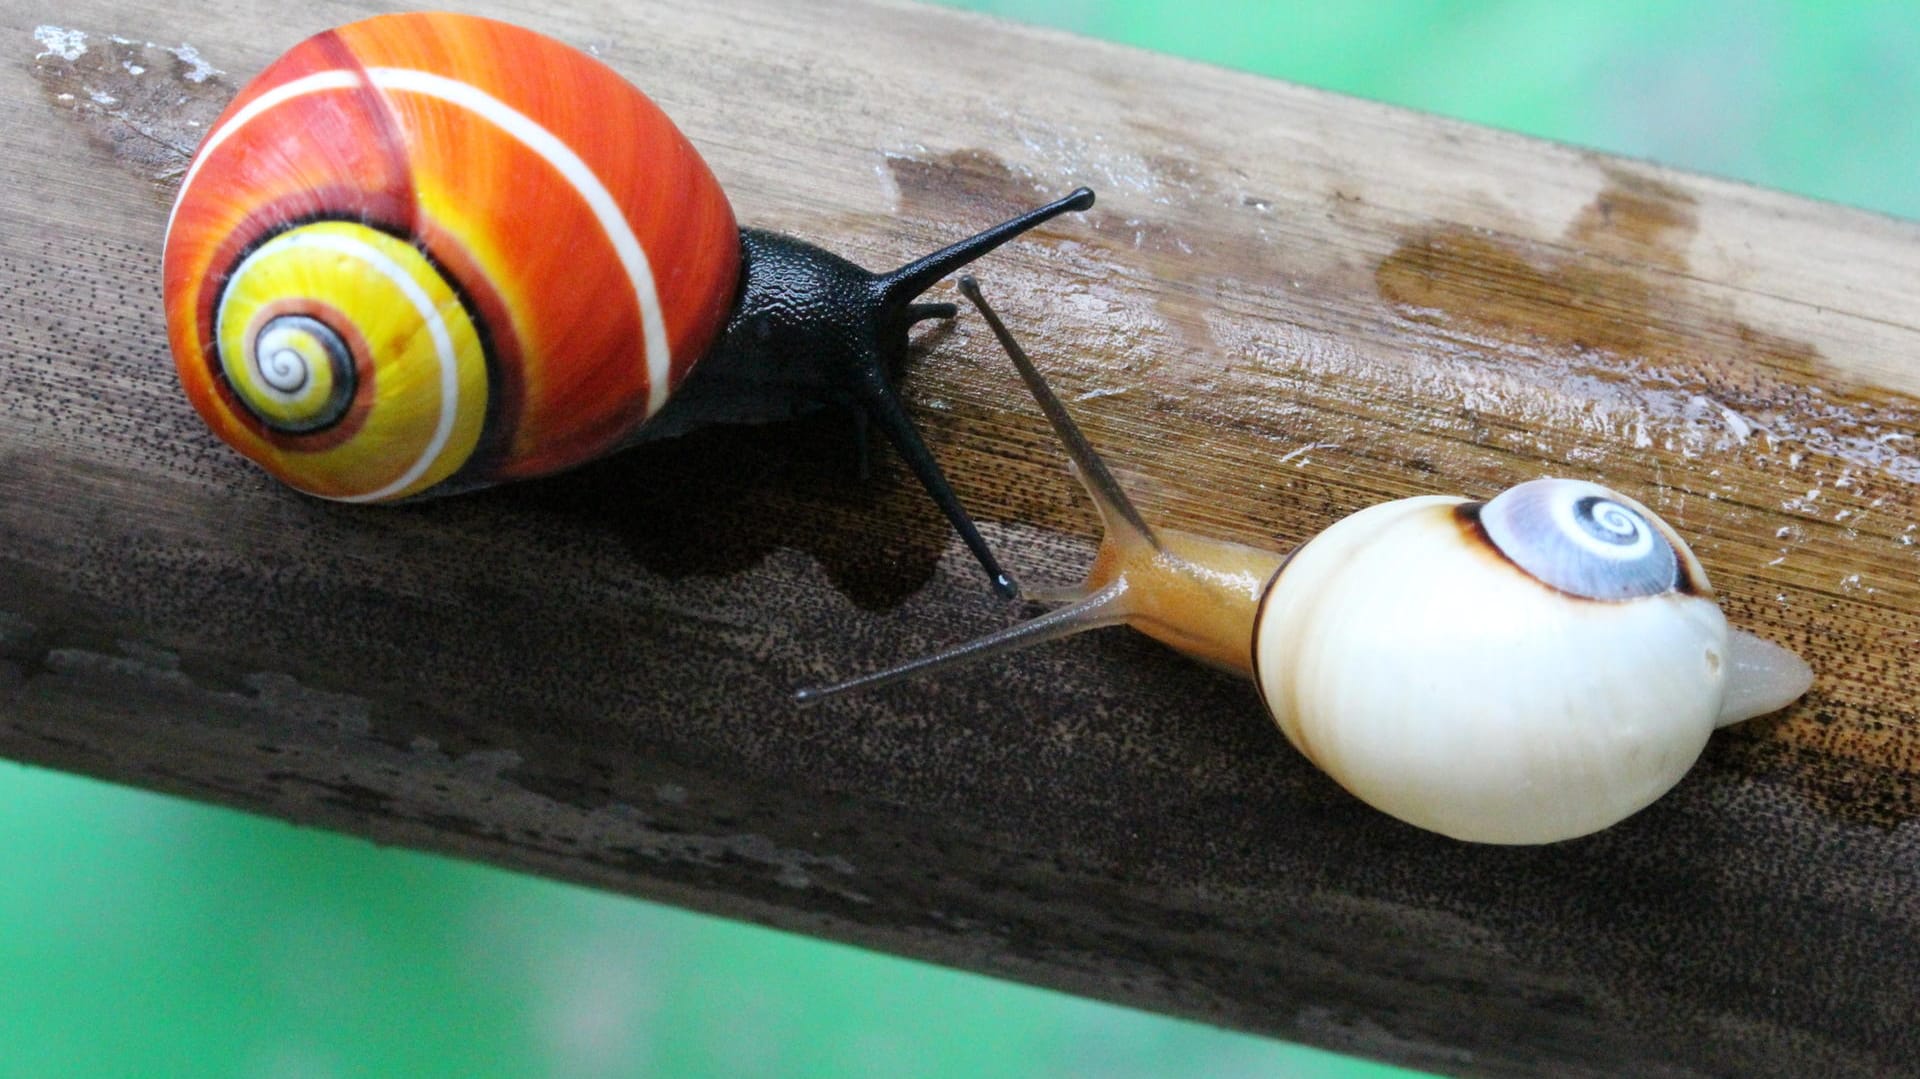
[800,278,1814,845]
[163,11,1096,597]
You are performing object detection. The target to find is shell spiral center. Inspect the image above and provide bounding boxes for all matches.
[1479,478,1681,600]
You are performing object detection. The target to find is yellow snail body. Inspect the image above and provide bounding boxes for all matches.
[800,279,1813,845]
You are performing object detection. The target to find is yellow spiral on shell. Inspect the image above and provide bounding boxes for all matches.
[214,221,489,502]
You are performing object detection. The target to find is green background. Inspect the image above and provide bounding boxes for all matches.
[6,3,1913,1076]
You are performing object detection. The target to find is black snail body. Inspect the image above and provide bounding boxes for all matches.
[161,11,1096,597]
[802,279,1815,845]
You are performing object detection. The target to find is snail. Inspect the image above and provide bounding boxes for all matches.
[161,11,1098,597]
[799,278,1815,845]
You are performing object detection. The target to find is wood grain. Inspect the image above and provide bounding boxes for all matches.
[4,2,1917,1075]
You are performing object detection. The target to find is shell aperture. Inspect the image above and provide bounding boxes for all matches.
[1476,478,1696,601]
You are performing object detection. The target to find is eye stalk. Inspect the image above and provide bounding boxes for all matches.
[797,273,1285,704]
[647,187,1100,600]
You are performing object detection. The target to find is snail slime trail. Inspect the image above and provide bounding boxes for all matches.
[162,11,1098,598]
[800,278,1813,846]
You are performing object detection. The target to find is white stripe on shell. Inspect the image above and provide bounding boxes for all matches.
[166,70,361,243]
[170,63,673,418]
[223,228,462,503]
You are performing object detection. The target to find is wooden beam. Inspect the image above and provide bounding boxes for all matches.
[5,1,1917,1074]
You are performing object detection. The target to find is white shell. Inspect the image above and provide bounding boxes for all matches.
[1252,494,1731,844]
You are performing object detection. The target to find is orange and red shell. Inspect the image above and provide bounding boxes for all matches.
[162,12,740,501]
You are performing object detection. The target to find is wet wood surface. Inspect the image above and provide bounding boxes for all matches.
[3,1,1918,1075]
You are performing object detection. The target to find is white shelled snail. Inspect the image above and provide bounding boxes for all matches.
[799,277,1814,845]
